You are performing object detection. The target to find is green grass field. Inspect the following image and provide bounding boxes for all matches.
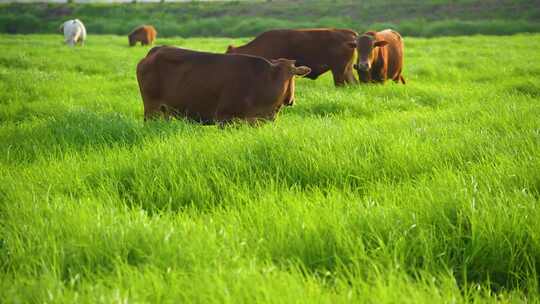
[1,33,540,303]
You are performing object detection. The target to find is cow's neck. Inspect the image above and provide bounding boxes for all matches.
[271,68,290,83]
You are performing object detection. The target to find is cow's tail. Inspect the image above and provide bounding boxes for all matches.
[399,75,406,84]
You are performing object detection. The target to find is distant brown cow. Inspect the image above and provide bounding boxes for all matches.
[354,29,405,84]
[136,46,311,123]
[128,25,157,46]
[226,29,358,86]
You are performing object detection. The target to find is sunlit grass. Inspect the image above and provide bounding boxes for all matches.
[1,34,539,303]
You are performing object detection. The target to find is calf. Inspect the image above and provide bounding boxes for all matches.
[136,46,311,123]
[354,29,405,84]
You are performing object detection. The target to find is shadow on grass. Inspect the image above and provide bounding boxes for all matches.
[0,109,201,164]
[291,100,374,119]
[290,85,444,119]
[503,81,540,98]
[272,202,537,295]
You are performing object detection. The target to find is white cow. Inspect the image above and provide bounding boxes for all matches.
[60,19,86,47]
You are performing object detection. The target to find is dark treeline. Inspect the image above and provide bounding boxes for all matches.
[1,0,540,37]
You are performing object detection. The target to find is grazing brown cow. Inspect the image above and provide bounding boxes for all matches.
[136,46,311,123]
[226,28,358,86]
[354,29,405,84]
[128,25,157,46]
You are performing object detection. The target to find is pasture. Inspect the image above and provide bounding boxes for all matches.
[1,34,540,302]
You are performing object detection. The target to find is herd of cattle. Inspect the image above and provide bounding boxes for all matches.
[60,19,405,124]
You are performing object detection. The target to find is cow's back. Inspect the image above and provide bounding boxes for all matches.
[230,29,357,79]
[238,29,355,55]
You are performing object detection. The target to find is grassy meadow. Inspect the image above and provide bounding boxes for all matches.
[1,33,540,302]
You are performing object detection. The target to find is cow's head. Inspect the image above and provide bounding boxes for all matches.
[271,59,311,106]
[354,32,388,72]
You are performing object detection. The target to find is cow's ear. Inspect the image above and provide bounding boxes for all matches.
[293,66,311,77]
[374,40,388,48]
[226,45,235,53]
[347,41,357,48]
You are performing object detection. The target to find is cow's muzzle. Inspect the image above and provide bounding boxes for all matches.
[354,62,370,72]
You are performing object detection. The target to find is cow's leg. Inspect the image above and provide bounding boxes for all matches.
[370,68,387,84]
[214,102,233,125]
[245,117,266,127]
[215,109,242,125]
[331,66,347,87]
[344,63,358,85]
[393,68,406,84]
[215,93,254,125]
[76,35,84,46]
[71,31,80,47]
[245,109,276,126]
[380,64,389,83]
[357,69,371,83]
[143,102,162,121]
[161,105,180,121]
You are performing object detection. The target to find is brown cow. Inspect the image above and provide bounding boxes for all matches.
[354,29,405,84]
[226,29,358,86]
[128,25,157,46]
[136,46,311,123]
